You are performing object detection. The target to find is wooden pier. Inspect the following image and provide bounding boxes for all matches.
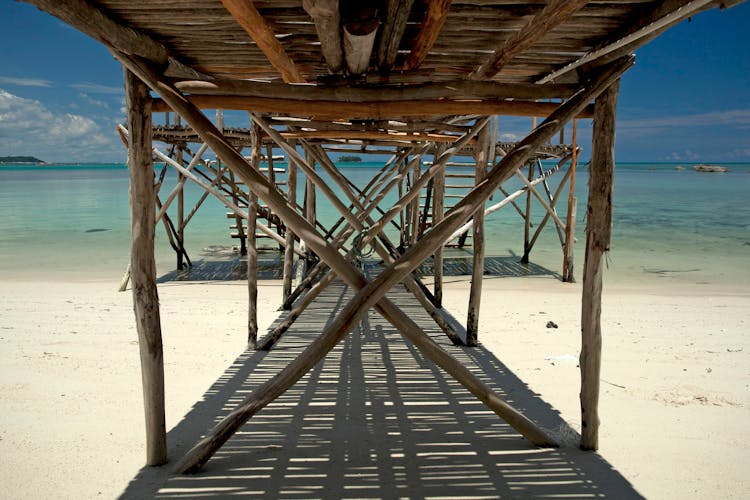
[24,0,742,482]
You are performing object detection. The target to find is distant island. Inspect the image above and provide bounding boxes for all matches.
[339,155,362,162]
[0,155,45,164]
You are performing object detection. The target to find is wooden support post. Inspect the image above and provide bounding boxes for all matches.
[176,120,186,270]
[125,68,166,466]
[581,80,620,451]
[398,171,406,248]
[282,150,297,308]
[563,120,579,283]
[247,190,258,348]
[432,145,445,307]
[247,123,262,349]
[521,161,534,263]
[410,159,421,246]
[304,148,317,273]
[467,124,489,346]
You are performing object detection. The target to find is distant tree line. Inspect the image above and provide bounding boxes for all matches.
[338,155,362,162]
[0,155,44,164]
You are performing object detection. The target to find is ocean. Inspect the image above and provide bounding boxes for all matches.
[1,161,748,288]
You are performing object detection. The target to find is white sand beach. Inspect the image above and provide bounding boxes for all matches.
[0,275,748,498]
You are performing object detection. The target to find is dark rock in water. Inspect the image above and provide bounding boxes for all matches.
[546,320,558,329]
[85,228,110,233]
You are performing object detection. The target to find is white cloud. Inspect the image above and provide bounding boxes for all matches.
[70,82,123,94]
[0,76,52,87]
[666,149,700,161]
[77,92,110,109]
[728,148,750,159]
[619,108,750,130]
[0,88,122,162]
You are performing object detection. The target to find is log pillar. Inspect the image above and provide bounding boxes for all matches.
[580,80,620,451]
[282,151,298,308]
[563,120,579,282]
[304,148,317,274]
[125,68,166,466]
[176,116,186,270]
[467,124,489,346]
[247,123,261,349]
[432,146,445,307]
[520,160,534,263]
[409,158,421,246]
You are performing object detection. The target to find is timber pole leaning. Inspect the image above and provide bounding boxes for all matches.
[580,79,620,451]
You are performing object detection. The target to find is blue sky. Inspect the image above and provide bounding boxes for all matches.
[1,1,748,163]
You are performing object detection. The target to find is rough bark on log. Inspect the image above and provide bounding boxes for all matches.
[580,79,620,451]
[302,0,343,73]
[125,68,166,466]
[220,0,306,83]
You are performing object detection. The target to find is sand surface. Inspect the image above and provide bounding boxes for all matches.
[0,275,748,498]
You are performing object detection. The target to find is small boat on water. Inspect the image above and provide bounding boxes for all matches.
[693,164,729,173]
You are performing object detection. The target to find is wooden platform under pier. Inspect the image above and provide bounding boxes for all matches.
[158,254,559,283]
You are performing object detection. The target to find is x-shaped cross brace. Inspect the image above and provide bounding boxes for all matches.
[118,50,633,473]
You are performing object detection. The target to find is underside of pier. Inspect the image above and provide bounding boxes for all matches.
[24,0,742,478]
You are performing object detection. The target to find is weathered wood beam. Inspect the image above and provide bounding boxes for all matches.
[580,80,620,451]
[152,95,595,120]
[469,0,589,80]
[377,0,415,72]
[124,68,166,466]
[538,0,712,83]
[220,0,306,84]
[302,0,343,73]
[405,0,452,69]
[341,0,380,74]
[281,130,467,143]
[23,0,207,79]
[175,79,580,101]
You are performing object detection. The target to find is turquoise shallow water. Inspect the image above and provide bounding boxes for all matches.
[1,161,748,287]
